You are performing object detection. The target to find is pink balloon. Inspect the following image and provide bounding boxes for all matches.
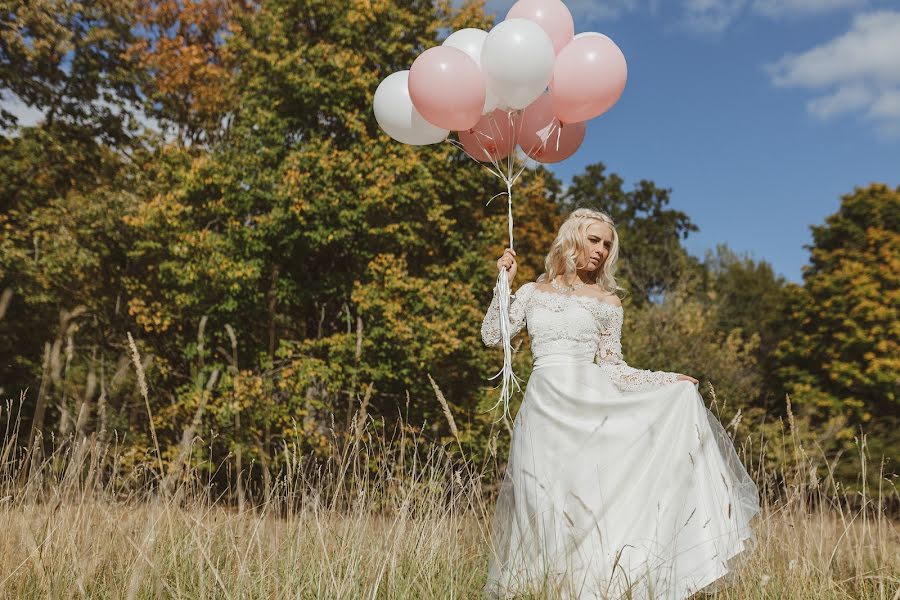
[409,46,486,131]
[530,121,585,163]
[518,93,556,155]
[507,0,574,55]
[550,35,627,124]
[458,109,520,162]
[519,93,585,163]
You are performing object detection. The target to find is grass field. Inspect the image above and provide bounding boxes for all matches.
[1,385,897,599]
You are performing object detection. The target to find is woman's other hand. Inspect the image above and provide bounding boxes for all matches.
[676,374,699,385]
[496,248,517,286]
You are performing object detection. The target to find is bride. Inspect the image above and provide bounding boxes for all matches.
[480,208,760,599]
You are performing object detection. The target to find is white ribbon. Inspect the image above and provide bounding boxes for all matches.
[445,111,533,426]
[485,265,525,424]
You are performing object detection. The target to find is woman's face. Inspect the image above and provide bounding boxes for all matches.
[580,221,614,272]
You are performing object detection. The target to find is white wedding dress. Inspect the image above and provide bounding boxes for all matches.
[480,281,759,599]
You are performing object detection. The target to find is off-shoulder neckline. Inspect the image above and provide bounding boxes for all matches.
[525,284,624,311]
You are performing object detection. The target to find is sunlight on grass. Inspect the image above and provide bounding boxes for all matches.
[0,383,897,599]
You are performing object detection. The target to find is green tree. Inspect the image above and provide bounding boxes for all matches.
[116,0,564,473]
[703,244,790,409]
[773,184,899,478]
[0,0,153,438]
[0,0,142,140]
[0,0,563,475]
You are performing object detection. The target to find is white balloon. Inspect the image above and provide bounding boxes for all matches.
[484,89,500,114]
[372,71,449,145]
[442,28,486,66]
[481,19,555,110]
[442,28,499,114]
[573,32,611,42]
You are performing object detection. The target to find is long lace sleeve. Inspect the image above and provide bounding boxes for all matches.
[595,306,680,392]
[480,281,536,347]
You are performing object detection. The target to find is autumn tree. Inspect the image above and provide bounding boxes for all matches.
[116,0,564,476]
[0,0,153,442]
[773,184,899,478]
[128,0,235,145]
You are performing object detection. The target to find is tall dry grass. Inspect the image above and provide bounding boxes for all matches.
[0,346,897,598]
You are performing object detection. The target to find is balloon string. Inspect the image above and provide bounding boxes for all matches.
[447,111,525,427]
[484,175,521,426]
[472,114,505,175]
[445,112,511,184]
[506,176,514,250]
[488,129,521,426]
[484,115,507,178]
[445,138,505,183]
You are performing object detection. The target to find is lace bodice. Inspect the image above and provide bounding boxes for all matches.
[481,281,680,392]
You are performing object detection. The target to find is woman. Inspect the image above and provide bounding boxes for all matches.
[480,208,759,599]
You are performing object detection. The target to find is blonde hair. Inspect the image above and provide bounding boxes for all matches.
[537,207,622,296]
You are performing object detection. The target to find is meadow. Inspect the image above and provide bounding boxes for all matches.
[1,372,896,599]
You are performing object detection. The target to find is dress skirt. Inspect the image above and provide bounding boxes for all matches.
[483,354,760,600]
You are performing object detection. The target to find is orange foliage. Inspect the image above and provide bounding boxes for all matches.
[128,0,236,142]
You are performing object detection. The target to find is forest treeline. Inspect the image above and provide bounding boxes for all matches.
[1,0,896,494]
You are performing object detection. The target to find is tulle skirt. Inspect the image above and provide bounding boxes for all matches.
[483,354,760,600]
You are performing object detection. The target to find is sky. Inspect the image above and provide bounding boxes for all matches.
[5,1,898,283]
[483,0,900,282]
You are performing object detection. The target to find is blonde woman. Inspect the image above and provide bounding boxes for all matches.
[481,208,759,599]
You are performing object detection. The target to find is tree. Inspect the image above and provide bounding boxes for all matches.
[0,0,142,141]
[773,184,899,479]
[775,184,898,419]
[703,244,790,409]
[116,0,566,474]
[1,0,151,437]
[127,0,236,145]
[625,280,761,420]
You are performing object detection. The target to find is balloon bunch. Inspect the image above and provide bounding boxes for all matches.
[372,0,627,424]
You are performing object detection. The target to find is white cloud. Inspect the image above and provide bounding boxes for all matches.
[566,0,641,21]
[675,0,873,33]
[806,83,873,118]
[868,90,900,140]
[678,0,746,33]
[869,88,900,119]
[767,11,900,87]
[765,10,900,135]
[753,0,868,18]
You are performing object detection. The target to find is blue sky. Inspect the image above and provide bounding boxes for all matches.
[485,0,900,282]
